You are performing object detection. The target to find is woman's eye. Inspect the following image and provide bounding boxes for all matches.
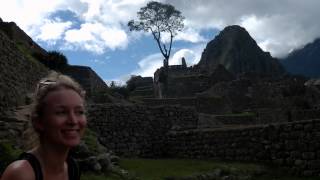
[76,110,85,115]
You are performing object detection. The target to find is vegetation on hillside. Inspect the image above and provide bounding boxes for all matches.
[32,50,68,70]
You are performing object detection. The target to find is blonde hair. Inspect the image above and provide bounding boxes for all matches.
[31,71,86,124]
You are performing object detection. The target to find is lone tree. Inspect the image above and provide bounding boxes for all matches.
[128,1,184,66]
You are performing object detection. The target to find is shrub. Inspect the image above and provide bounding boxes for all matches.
[47,51,68,69]
[0,141,22,175]
[32,50,68,70]
[109,81,130,99]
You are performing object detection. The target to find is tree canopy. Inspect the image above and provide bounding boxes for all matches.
[128,1,184,65]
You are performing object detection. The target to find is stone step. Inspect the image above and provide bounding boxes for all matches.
[135,85,153,91]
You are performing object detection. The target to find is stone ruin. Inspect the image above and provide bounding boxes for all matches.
[107,25,320,176]
[129,25,320,127]
[1,19,320,177]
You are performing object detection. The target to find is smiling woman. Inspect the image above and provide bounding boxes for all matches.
[1,71,86,180]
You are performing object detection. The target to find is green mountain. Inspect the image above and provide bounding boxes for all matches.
[198,25,285,77]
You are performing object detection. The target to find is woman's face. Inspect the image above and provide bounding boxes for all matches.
[37,88,87,148]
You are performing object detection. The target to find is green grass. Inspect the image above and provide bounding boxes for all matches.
[15,42,38,63]
[82,128,107,154]
[82,158,319,180]
[81,173,122,180]
[119,158,238,179]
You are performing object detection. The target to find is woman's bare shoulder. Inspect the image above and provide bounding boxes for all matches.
[1,160,35,180]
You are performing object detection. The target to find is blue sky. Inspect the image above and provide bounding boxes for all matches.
[1,0,320,84]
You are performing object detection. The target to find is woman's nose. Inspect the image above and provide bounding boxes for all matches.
[67,112,77,124]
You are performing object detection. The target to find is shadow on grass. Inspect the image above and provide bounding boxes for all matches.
[82,158,319,180]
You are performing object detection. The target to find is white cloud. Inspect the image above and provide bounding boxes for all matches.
[81,0,104,20]
[100,28,128,50]
[2,0,320,57]
[97,0,148,25]
[175,29,207,43]
[0,0,69,33]
[0,0,148,54]
[166,0,320,57]
[90,59,106,65]
[64,22,128,54]
[64,25,94,42]
[171,48,201,66]
[132,53,163,77]
[36,19,72,43]
[59,0,148,53]
[160,27,207,44]
[131,44,205,78]
[239,14,316,57]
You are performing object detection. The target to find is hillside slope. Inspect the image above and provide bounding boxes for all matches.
[0,30,48,115]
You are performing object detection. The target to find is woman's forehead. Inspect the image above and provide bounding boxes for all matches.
[43,88,84,106]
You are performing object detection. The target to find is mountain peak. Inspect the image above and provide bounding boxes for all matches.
[219,25,250,37]
[198,25,285,76]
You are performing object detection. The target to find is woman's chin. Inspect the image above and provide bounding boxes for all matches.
[62,138,81,147]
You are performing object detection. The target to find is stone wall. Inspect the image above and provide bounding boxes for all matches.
[141,97,197,107]
[166,75,211,97]
[87,103,320,176]
[153,66,211,98]
[141,97,231,114]
[60,65,108,98]
[167,119,320,176]
[0,116,28,146]
[291,109,320,121]
[128,76,154,98]
[0,31,48,115]
[87,104,198,157]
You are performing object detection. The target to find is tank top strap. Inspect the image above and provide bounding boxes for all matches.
[67,156,80,180]
[18,152,80,180]
[18,152,43,180]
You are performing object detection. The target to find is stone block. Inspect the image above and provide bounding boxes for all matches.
[302,170,315,177]
[302,152,315,160]
[294,159,305,167]
[304,124,313,131]
[307,160,320,170]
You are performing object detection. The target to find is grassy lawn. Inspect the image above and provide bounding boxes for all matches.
[81,158,319,180]
[119,158,257,179]
[81,173,121,180]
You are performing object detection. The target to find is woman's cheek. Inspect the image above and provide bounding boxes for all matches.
[80,117,87,135]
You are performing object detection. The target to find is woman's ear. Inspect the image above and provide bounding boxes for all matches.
[32,116,44,133]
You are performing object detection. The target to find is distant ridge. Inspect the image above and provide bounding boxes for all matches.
[197,25,285,76]
[281,38,320,78]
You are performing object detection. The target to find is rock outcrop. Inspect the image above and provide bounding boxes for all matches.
[198,25,285,76]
